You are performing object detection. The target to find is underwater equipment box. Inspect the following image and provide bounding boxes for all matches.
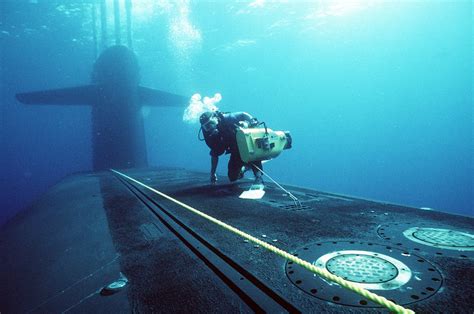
[236,127,292,163]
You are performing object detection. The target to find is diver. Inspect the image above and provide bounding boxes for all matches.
[199,111,264,186]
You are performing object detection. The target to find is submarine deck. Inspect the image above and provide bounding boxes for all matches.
[1,168,473,313]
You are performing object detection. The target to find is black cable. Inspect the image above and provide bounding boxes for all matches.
[198,127,205,141]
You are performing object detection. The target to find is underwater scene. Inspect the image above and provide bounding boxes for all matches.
[1,0,472,226]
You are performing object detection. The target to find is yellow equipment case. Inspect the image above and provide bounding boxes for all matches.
[236,127,292,163]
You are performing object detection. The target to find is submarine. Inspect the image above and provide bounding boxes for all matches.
[0,167,473,313]
[15,45,187,171]
[2,1,472,312]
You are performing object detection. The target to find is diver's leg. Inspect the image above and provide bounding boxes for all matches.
[251,161,264,185]
[228,153,244,182]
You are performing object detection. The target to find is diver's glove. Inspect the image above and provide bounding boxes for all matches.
[210,173,217,184]
[249,118,259,127]
[239,121,252,129]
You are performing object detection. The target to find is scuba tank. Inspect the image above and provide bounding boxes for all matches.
[236,124,292,163]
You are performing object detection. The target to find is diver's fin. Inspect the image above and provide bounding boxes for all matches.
[16,85,98,105]
[138,86,187,106]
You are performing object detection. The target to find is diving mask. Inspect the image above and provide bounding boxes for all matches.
[201,116,218,132]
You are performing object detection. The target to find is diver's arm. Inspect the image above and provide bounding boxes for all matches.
[210,155,218,183]
[236,112,258,128]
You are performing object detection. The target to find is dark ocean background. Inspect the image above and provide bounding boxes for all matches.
[1,0,472,226]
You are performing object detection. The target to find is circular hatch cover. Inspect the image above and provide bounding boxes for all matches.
[285,241,442,307]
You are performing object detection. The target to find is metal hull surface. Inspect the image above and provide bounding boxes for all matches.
[1,168,473,313]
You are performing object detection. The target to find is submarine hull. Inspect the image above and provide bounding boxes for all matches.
[1,168,473,313]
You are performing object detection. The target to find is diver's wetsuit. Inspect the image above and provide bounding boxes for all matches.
[202,111,263,181]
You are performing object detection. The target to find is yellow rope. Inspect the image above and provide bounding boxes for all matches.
[111,169,414,314]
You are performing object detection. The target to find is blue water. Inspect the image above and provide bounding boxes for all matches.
[1,1,472,225]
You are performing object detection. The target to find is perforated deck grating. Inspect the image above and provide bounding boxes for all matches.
[378,222,474,258]
[286,241,442,307]
[403,227,474,251]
